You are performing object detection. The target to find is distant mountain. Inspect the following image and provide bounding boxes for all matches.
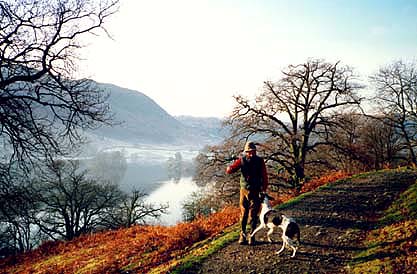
[87,82,225,146]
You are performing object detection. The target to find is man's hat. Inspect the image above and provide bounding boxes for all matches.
[244,141,256,152]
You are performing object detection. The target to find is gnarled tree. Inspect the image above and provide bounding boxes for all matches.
[228,59,363,190]
[0,0,119,170]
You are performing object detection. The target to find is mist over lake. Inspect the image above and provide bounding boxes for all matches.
[79,83,226,225]
[145,177,199,226]
[84,142,203,225]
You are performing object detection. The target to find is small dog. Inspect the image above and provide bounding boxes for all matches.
[250,193,301,257]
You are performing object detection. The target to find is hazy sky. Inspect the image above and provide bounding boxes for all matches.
[79,0,417,118]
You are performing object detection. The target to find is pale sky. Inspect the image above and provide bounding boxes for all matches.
[79,0,417,118]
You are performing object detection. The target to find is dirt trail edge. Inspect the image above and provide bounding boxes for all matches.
[192,170,417,274]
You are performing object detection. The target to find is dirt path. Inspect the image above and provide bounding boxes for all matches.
[193,170,417,274]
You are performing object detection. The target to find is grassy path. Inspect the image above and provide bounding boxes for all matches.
[175,169,417,273]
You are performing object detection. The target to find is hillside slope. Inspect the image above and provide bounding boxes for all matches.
[168,169,417,273]
[88,83,223,145]
[1,169,416,273]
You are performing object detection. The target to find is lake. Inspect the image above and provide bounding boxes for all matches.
[145,177,199,225]
[96,143,202,225]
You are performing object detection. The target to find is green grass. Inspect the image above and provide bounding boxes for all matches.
[149,224,240,274]
[350,179,417,273]
[276,191,313,210]
[169,229,240,274]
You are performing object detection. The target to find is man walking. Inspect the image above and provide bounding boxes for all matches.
[226,141,269,245]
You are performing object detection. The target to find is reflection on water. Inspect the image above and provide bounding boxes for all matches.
[146,177,199,226]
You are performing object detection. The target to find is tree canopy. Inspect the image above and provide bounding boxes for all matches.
[228,59,363,188]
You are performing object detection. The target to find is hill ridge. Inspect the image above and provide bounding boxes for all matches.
[87,82,224,146]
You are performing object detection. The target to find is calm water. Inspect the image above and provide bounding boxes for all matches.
[145,177,199,225]
[91,144,202,225]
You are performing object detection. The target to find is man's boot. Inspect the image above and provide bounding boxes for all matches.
[248,222,257,245]
[238,231,247,245]
[248,234,256,245]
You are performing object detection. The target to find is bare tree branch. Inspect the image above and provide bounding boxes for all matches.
[227,59,364,189]
[0,0,119,170]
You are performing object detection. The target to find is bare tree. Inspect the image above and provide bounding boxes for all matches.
[193,141,242,203]
[182,190,222,222]
[102,189,168,229]
[360,115,404,169]
[0,0,119,170]
[34,160,124,241]
[312,112,367,173]
[324,112,403,172]
[370,60,417,165]
[227,59,363,190]
[0,166,41,255]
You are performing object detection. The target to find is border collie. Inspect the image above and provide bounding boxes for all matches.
[250,193,301,257]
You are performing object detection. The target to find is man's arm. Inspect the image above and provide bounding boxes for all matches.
[226,158,242,174]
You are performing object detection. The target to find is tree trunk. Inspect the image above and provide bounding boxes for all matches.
[292,163,305,193]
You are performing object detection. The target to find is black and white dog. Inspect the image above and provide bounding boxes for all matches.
[250,193,301,257]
